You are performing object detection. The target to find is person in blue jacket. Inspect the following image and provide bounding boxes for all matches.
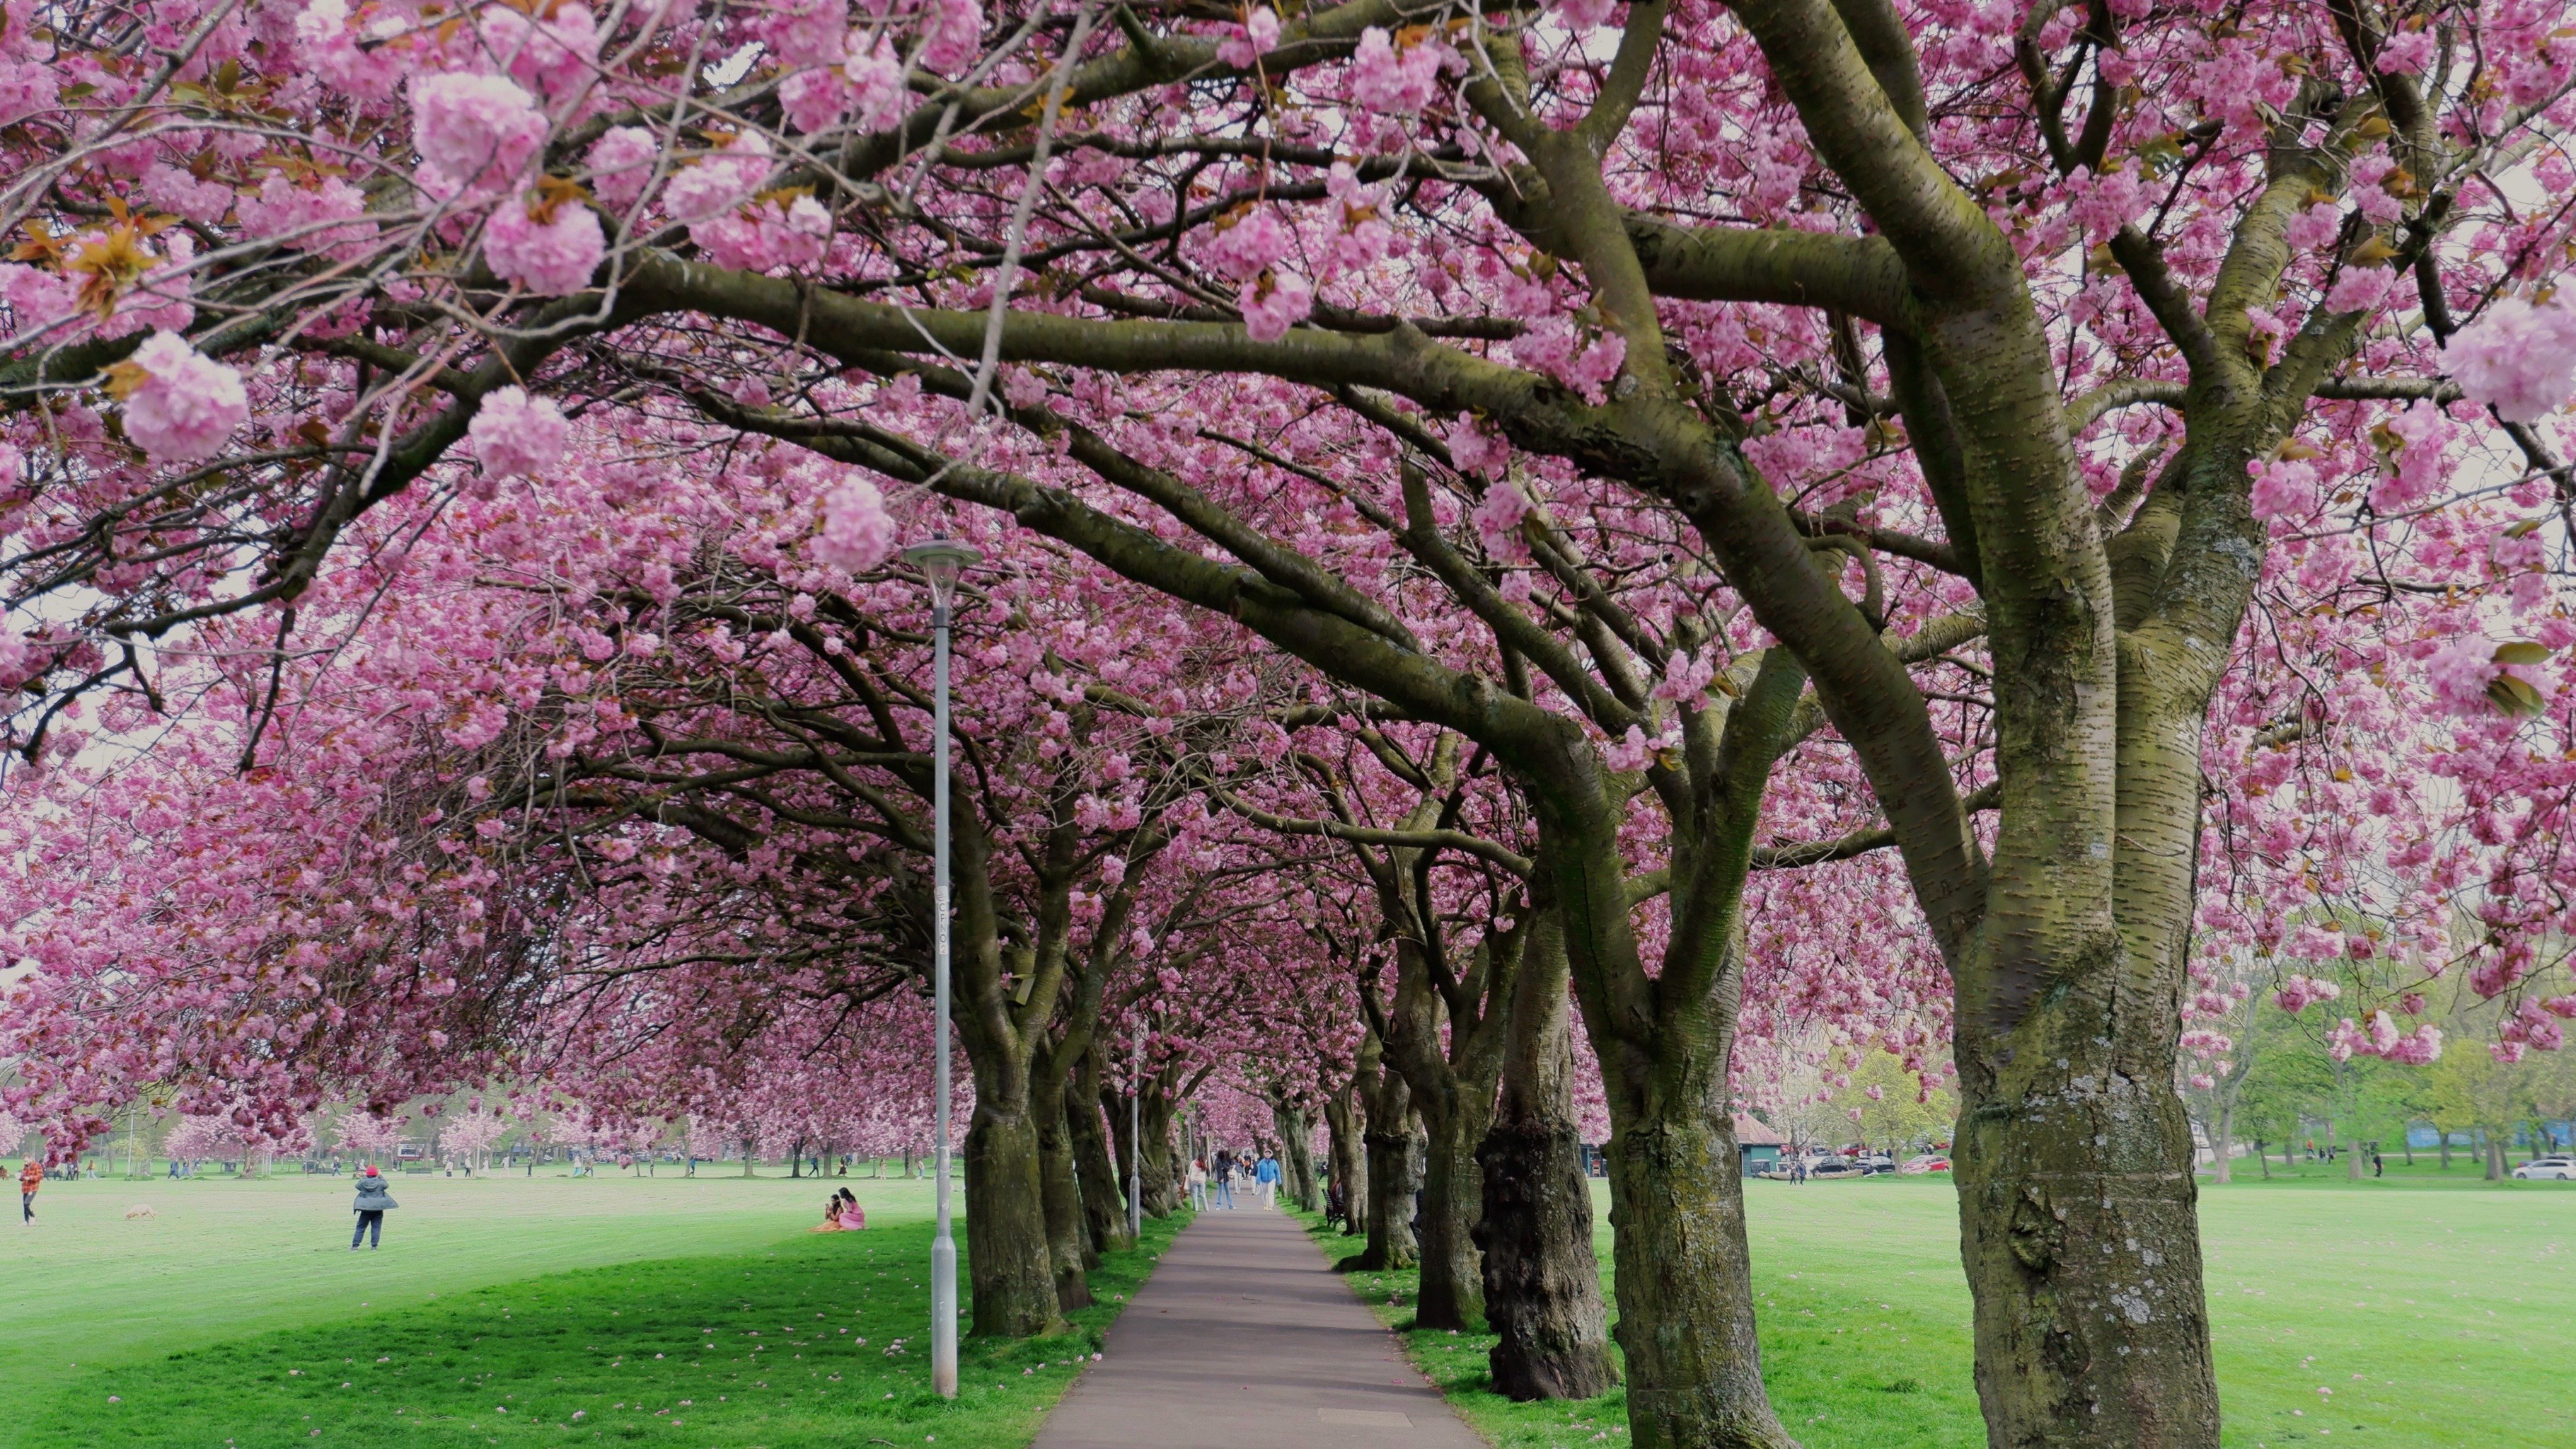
[1255,1152,1281,1208]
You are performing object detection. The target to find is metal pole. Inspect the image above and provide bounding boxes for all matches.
[1128,1025,1143,1240]
[930,590,959,1400]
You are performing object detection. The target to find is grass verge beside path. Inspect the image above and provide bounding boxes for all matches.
[25,1206,1188,1448]
[1298,1173,2576,1448]
[0,1173,921,1419]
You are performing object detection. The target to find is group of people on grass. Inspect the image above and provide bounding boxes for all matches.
[24,1154,872,1247]
[812,1187,867,1232]
[1185,1149,1280,1211]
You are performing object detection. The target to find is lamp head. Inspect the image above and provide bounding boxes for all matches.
[901,539,981,609]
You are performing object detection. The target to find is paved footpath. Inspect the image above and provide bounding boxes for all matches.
[1034,1206,1488,1448]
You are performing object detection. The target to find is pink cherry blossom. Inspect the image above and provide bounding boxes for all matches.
[919,0,983,75]
[410,71,548,193]
[117,330,248,463]
[1237,271,1311,342]
[484,200,604,296]
[843,38,911,132]
[1219,6,1281,68]
[1348,28,1451,115]
[812,477,896,574]
[664,134,775,226]
[2447,299,2576,424]
[1549,0,1620,32]
[466,386,568,480]
[586,127,660,210]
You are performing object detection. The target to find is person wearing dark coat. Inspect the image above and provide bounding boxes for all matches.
[352,1165,398,1249]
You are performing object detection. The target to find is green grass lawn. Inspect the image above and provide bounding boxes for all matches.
[6,1170,1182,1448]
[1307,1170,2576,1449]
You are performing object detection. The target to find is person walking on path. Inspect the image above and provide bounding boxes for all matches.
[1255,1152,1281,1208]
[1212,1151,1236,1210]
[1186,1158,1209,1211]
[19,1158,41,1223]
[351,1165,396,1249]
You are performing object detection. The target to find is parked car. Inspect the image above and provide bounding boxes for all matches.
[1861,1154,1895,1172]
[2512,1157,2576,1181]
[1898,1155,1952,1174]
[1807,1160,1869,1179]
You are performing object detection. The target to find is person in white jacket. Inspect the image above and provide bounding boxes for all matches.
[1186,1158,1209,1211]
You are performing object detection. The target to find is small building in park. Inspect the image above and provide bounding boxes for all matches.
[1733,1116,1784,1176]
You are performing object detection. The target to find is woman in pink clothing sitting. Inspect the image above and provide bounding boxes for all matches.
[810,1189,866,1231]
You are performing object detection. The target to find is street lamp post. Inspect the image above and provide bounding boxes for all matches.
[1128,1025,1143,1241]
[905,538,979,1402]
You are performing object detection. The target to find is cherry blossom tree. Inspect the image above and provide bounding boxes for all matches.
[439,1104,512,1172]
[333,1109,410,1163]
[11,3,2576,1444]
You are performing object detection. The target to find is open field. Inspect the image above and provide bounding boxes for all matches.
[1315,1172,2576,1448]
[7,1171,1181,1448]
[0,1170,928,1420]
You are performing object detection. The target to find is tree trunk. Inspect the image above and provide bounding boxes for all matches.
[1069,1051,1133,1252]
[2346,1136,2363,1182]
[2485,1137,2505,1181]
[1475,911,1616,1401]
[1326,1078,1367,1237]
[1033,1068,1095,1309]
[1273,1099,1320,1212]
[1349,1050,1419,1271]
[1106,1081,1184,1218]
[963,1106,1067,1337]
[2210,1102,2232,1186]
[1604,1102,1788,1448]
[2438,1133,2449,1170]
[1413,1092,1492,1329]
[1955,1029,2217,1446]
[742,1140,756,1178]
[1143,1097,1183,1216]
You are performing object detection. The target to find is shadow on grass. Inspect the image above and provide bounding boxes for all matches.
[1286,1205,1984,1449]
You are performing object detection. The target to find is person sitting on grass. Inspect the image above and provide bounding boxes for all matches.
[836,1189,865,1230]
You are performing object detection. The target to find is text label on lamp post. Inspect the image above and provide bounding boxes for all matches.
[905,538,978,1402]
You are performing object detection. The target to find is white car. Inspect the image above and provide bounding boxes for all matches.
[2512,1157,2576,1180]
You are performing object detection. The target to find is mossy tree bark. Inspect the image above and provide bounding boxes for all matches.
[961,1109,1062,1337]
[1032,1076,1094,1303]
[1069,1042,1134,1254]
[1348,1029,1420,1271]
[1271,1095,1321,1211]
[1027,861,1157,1310]
[946,799,1070,1339]
[1106,1055,1208,1220]
[1325,1066,1367,1237]
[1477,904,1617,1401]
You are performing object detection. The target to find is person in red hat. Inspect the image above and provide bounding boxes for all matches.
[351,1164,398,1249]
